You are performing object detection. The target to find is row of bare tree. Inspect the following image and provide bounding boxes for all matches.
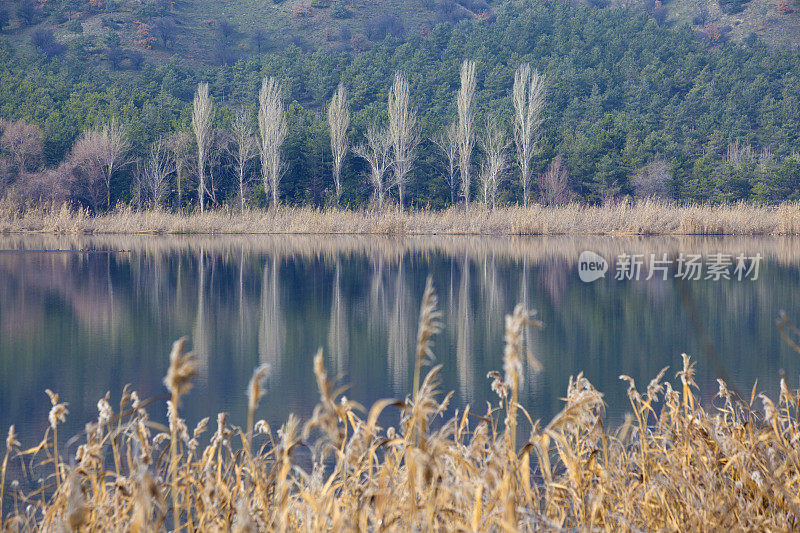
[0,61,576,211]
[350,61,570,209]
[184,62,568,211]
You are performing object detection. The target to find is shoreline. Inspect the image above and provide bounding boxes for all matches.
[3,200,800,236]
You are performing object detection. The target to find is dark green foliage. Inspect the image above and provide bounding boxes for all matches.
[3,0,800,209]
[718,0,752,14]
[66,19,83,34]
[134,0,170,20]
[713,163,755,203]
[0,7,10,32]
[152,17,177,48]
[17,0,38,27]
[31,28,65,57]
[251,27,269,53]
[331,5,353,19]
[366,14,405,41]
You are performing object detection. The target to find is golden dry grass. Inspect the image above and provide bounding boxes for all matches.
[5,232,800,269]
[3,282,800,531]
[3,199,800,235]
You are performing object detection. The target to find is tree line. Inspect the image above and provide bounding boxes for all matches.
[1,60,559,212]
[4,0,800,209]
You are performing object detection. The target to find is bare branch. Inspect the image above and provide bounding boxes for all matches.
[513,64,545,207]
[169,130,193,212]
[192,83,214,213]
[69,120,128,212]
[432,121,459,206]
[231,107,257,212]
[0,119,43,175]
[457,60,476,208]
[387,71,418,207]
[538,154,572,206]
[478,115,509,209]
[631,156,671,200]
[328,83,350,205]
[258,76,287,208]
[353,125,392,211]
[144,137,175,209]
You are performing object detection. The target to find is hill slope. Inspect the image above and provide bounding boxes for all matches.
[3,0,800,208]
[3,0,800,72]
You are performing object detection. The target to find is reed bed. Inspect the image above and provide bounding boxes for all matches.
[3,199,800,235]
[3,280,800,531]
[5,232,800,269]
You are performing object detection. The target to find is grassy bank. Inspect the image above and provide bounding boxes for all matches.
[3,200,800,235]
[2,281,800,530]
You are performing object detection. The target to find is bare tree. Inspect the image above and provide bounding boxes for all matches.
[432,121,459,205]
[513,63,546,208]
[205,128,226,208]
[132,161,146,210]
[230,107,256,212]
[758,147,776,175]
[70,120,128,211]
[538,154,572,206]
[0,119,43,174]
[169,130,192,212]
[16,163,71,204]
[387,71,418,207]
[328,83,350,205]
[258,76,287,208]
[69,140,106,212]
[354,125,392,211]
[192,83,214,213]
[631,156,671,200]
[457,60,476,207]
[724,140,755,169]
[478,115,509,209]
[143,137,175,208]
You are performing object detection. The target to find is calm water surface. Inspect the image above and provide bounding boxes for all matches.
[2,234,800,447]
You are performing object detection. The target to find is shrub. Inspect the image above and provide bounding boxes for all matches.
[692,4,708,25]
[365,14,405,41]
[435,0,469,24]
[718,0,752,14]
[251,27,269,52]
[293,3,312,17]
[127,49,144,70]
[457,0,488,13]
[331,5,353,18]
[69,36,97,60]
[66,19,84,33]
[350,33,369,51]
[106,44,125,69]
[31,28,65,56]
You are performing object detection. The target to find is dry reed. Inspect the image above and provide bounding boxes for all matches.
[2,283,800,531]
[3,198,800,235]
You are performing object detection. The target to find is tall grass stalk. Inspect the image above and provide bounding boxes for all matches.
[163,337,198,531]
[5,199,800,236]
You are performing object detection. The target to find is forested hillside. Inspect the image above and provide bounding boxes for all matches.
[3,0,800,209]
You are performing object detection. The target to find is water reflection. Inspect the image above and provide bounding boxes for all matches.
[259,255,283,375]
[328,259,348,376]
[1,234,800,447]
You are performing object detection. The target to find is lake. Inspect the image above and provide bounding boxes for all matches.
[1,234,799,448]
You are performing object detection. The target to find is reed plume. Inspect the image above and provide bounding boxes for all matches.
[3,300,800,531]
